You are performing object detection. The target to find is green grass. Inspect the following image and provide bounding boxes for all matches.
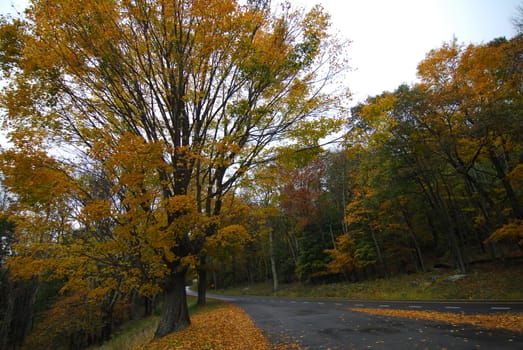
[91,315,159,350]
[217,261,523,300]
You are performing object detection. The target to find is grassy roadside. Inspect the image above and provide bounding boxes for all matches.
[91,298,232,350]
[92,315,159,350]
[91,298,276,350]
[216,262,523,300]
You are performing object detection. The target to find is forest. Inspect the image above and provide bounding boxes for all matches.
[0,0,522,349]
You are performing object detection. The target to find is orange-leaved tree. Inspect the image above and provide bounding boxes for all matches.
[416,36,523,250]
[0,0,348,339]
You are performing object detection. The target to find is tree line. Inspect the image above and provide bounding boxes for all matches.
[0,0,522,349]
[223,35,522,289]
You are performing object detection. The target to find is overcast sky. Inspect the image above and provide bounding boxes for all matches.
[1,0,521,104]
[295,0,521,103]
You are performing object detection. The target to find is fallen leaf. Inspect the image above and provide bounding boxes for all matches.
[350,308,523,333]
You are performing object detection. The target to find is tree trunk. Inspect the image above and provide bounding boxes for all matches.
[367,215,386,276]
[197,257,207,306]
[154,270,190,339]
[212,270,218,290]
[269,230,279,292]
[100,289,120,343]
[0,275,39,350]
[401,207,426,272]
[410,231,426,273]
[489,148,523,219]
[449,228,466,273]
[100,309,113,344]
[143,296,154,317]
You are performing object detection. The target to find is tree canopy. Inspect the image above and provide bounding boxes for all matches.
[0,0,348,343]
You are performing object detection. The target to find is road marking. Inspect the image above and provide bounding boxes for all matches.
[335,303,342,306]
[355,303,365,307]
[318,302,325,305]
[491,307,511,310]
[444,306,461,310]
[379,305,390,308]
[408,305,423,309]
[303,301,309,304]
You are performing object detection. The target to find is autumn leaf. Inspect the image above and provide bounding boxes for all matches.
[351,307,523,333]
[143,302,271,350]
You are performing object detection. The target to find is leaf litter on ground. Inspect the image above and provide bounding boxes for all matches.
[350,307,523,333]
[141,302,302,350]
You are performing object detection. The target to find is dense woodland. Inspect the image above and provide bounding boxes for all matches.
[0,0,522,349]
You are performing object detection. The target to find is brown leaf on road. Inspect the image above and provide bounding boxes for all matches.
[350,307,523,333]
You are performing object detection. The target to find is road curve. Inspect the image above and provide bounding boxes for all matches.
[203,292,523,350]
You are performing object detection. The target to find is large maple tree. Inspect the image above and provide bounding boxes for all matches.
[0,0,348,339]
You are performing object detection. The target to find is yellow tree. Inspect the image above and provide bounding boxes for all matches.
[417,36,523,248]
[0,0,348,338]
[0,148,73,348]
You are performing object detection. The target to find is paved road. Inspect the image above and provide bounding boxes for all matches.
[207,293,523,349]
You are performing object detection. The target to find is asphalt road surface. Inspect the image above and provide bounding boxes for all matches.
[210,293,523,350]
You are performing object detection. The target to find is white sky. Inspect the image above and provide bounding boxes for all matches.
[295,0,521,103]
[1,0,521,104]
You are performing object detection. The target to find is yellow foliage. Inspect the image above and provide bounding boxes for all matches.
[206,224,250,252]
[325,234,356,274]
[0,148,75,209]
[21,290,130,350]
[507,164,523,183]
[138,282,162,297]
[180,255,198,268]
[80,199,112,223]
[162,195,196,216]
[486,220,523,246]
